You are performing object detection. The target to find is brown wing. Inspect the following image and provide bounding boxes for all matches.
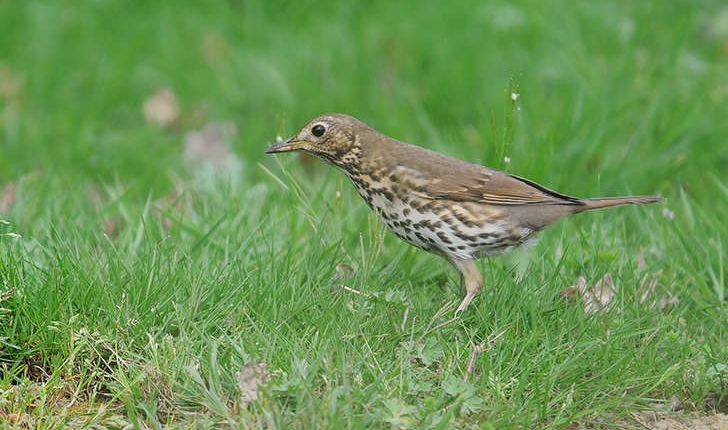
[430,169,582,205]
[390,142,582,206]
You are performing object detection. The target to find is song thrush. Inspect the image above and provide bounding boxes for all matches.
[266,113,662,316]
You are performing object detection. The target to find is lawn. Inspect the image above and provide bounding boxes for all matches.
[1,0,727,428]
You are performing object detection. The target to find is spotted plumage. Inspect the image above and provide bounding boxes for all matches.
[266,113,663,317]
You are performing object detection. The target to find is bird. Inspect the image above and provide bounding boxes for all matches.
[266,113,662,317]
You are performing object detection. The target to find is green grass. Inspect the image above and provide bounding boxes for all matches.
[1,0,727,428]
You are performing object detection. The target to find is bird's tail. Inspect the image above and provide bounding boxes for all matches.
[577,195,663,212]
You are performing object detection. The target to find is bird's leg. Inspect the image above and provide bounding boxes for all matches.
[451,258,483,316]
[430,258,483,331]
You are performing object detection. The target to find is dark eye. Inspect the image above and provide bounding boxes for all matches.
[312,124,325,137]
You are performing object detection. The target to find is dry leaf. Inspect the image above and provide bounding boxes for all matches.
[183,122,235,165]
[143,88,179,127]
[184,123,243,186]
[589,273,617,313]
[331,264,356,295]
[237,359,269,407]
[0,181,17,213]
[637,270,679,311]
[559,276,585,301]
[563,274,619,314]
[103,219,120,239]
[332,263,354,281]
[669,394,683,412]
[639,271,661,304]
[154,191,184,230]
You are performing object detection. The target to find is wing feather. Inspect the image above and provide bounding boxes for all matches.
[388,143,581,206]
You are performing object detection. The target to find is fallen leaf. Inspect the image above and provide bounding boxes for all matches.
[669,394,683,412]
[183,122,236,165]
[586,273,617,314]
[639,271,661,304]
[103,218,120,239]
[237,359,269,407]
[143,88,179,127]
[154,190,184,230]
[637,270,679,311]
[183,123,243,187]
[332,263,354,281]
[559,276,585,301]
[0,181,17,213]
[563,274,619,314]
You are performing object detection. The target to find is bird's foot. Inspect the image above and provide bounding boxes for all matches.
[430,292,477,331]
[431,315,459,331]
[455,292,476,315]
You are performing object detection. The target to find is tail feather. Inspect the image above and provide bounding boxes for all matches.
[578,195,664,212]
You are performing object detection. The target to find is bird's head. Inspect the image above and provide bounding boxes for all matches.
[265,114,363,168]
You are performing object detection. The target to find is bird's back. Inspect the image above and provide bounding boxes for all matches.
[357,130,584,230]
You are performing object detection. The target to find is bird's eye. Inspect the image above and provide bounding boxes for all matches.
[312,124,325,137]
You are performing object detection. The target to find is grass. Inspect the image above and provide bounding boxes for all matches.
[1,0,727,428]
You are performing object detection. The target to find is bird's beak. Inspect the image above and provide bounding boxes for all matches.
[265,137,307,153]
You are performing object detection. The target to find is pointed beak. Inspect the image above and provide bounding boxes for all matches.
[265,137,307,154]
